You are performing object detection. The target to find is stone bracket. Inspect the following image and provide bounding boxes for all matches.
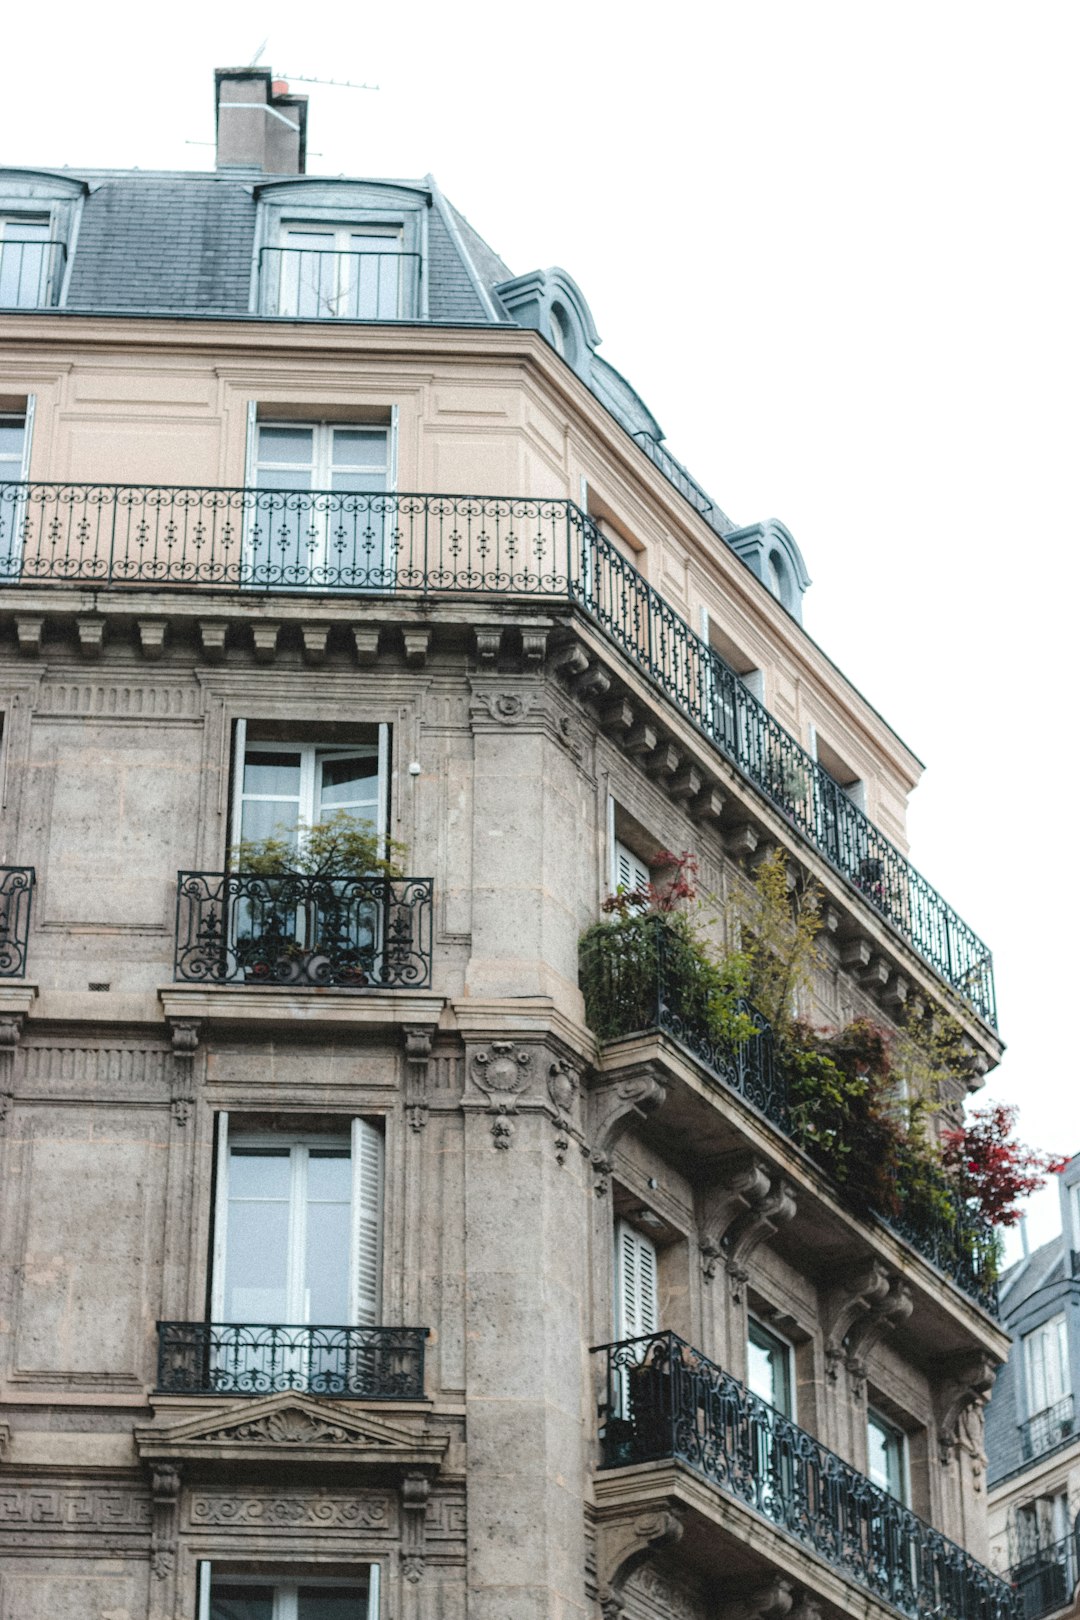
[0,1014,24,1133]
[167,1019,201,1126]
[400,1470,431,1585]
[823,1262,912,1391]
[403,1024,435,1131]
[587,1068,667,1193]
[699,1154,797,1298]
[935,1352,997,1464]
[596,1503,683,1619]
[149,1462,181,1579]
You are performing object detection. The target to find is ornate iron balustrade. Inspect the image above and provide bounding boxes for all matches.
[579,915,1000,1315]
[631,431,733,534]
[258,247,422,319]
[0,866,35,978]
[1009,1530,1080,1620]
[0,239,66,308]
[0,481,995,1026]
[174,871,433,989]
[594,1332,1022,1620]
[579,913,786,1129]
[1019,1395,1075,1463]
[156,1322,427,1399]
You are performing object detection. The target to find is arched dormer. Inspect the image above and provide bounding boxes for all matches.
[253,179,431,320]
[0,169,87,309]
[493,266,600,387]
[726,518,812,623]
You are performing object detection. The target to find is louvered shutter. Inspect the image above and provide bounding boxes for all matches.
[615,1219,659,1340]
[612,839,650,899]
[350,1119,385,1325]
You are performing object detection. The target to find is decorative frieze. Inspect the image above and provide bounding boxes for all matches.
[190,1494,394,1531]
[0,1485,151,1529]
[35,681,200,718]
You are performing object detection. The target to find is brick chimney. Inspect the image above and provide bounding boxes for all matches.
[214,68,308,175]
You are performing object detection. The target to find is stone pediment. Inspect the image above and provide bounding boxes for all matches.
[135,1392,448,1472]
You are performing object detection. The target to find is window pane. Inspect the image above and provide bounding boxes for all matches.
[332,431,387,469]
[239,799,301,846]
[225,1151,291,1321]
[258,426,315,465]
[867,1410,904,1500]
[297,1587,368,1620]
[244,751,303,798]
[210,1586,276,1620]
[1,218,49,240]
[285,230,334,249]
[319,756,378,812]
[747,1321,792,1415]
[0,423,26,462]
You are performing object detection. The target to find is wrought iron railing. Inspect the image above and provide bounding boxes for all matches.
[579,915,1000,1314]
[174,871,433,989]
[580,913,786,1128]
[0,482,995,1026]
[0,866,35,978]
[1019,1395,1075,1463]
[632,431,733,534]
[1009,1531,1080,1620]
[594,1332,1022,1620]
[0,239,66,308]
[156,1322,427,1399]
[258,247,422,320]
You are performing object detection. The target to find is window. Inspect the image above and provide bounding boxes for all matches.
[611,837,651,904]
[267,222,408,319]
[614,1218,659,1340]
[212,1118,384,1328]
[0,409,31,581]
[867,1408,908,1503]
[232,732,386,849]
[1024,1315,1071,1416]
[200,1568,379,1620]
[0,215,62,307]
[746,1318,794,1417]
[247,420,392,587]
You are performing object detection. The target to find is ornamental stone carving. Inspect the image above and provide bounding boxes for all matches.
[168,1019,200,1126]
[596,1504,684,1620]
[470,1042,533,1147]
[190,1494,392,1529]
[149,1464,181,1579]
[698,1154,797,1299]
[588,1069,667,1193]
[205,1409,363,1446]
[823,1262,913,1392]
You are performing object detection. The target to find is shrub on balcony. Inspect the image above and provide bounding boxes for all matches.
[232,811,405,879]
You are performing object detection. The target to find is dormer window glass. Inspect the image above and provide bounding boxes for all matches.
[0,215,63,308]
[263,222,413,319]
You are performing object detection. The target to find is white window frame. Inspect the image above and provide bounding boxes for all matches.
[230,730,389,854]
[610,832,651,905]
[1024,1315,1071,1416]
[211,1113,385,1327]
[0,213,61,308]
[867,1406,910,1505]
[614,1217,659,1341]
[197,1563,381,1620]
[0,403,33,582]
[273,220,407,320]
[746,1315,796,1420]
[244,414,397,589]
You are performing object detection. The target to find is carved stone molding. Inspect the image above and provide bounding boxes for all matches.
[595,1504,684,1619]
[400,1472,431,1585]
[149,1463,181,1580]
[190,1493,392,1530]
[0,1015,23,1133]
[717,1578,793,1620]
[823,1262,912,1392]
[698,1154,796,1299]
[167,1019,200,1126]
[469,1041,533,1149]
[403,1024,435,1131]
[935,1352,997,1464]
[470,687,538,725]
[588,1069,667,1194]
[548,1057,581,1166]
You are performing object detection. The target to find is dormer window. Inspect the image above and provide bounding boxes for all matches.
[254,181,429,322]
[0,214,65,308]
[264,222,414,320]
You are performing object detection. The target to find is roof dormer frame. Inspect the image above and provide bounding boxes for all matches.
[0,168,87,310]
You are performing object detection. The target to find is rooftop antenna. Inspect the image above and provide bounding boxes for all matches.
[278,73,380,92]
[247,39,268,68]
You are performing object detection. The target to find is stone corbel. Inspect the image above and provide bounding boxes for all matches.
[587,1068,667,1194]
[596,1505,683,1619]
[399,1471,430,1585]
[403,1025,435,1132]
[468,1041,534,1149]
[716,1576,794,1620]
[167,1021,200,1126]
[0,1015,23,1134]
[547,1057,581,1166]
[149,1463,182,1579]
[698,1155,796,1300]
[935,1353,997,1464]
[823,1262,911,1393]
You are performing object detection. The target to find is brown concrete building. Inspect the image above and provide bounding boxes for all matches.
[0,66,1016,1620]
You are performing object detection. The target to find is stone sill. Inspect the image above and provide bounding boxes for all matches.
[159,984,446,1034]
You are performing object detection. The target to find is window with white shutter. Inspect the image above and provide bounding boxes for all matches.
[212,1117,384,1328]
[1024,1315,1070,1416]
[614,1218,659,1340]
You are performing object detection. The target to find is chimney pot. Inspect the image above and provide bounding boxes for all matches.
[214,67,308,175]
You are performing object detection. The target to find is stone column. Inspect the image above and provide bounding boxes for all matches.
[462,1036,591,1619]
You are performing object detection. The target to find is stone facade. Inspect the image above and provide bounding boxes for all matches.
[0,75,1008,1620]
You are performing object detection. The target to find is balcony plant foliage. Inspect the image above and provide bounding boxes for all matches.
[580,849,1061,1288]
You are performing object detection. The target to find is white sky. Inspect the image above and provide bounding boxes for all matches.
[7,1,1077,1253]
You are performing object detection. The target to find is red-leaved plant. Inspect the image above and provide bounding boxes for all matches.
[941,1102,1069,1227]
[602,850,699,917]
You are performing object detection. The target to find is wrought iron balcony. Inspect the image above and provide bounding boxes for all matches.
[0,239,66,308]
[174,870,433,989]
[1019,1394,1075,1463]
[258,246,422,320]
[594,1332,1021,1620]
[632,431,732,534]
[579,914,1000,1315]
[1009,1531,1080,1620]
[0,866,35,978]
[156,1322,427,1399]
[580,912,787,1129]
[0,481,995,1026]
